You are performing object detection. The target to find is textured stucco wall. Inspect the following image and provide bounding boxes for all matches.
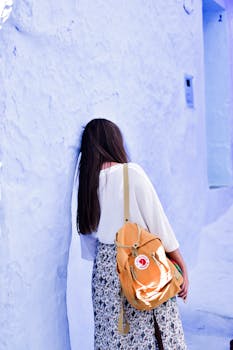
[1,0,232,349]
[0,0,13,29]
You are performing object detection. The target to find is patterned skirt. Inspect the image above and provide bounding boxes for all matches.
[92,242,187,350]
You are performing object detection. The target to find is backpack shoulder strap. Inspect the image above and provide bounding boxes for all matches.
[123,163,130,223]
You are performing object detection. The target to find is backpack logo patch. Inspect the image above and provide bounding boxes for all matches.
[135,255,150,270]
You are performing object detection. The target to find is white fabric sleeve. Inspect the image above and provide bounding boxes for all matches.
[132,165,179,252]
[71,162,97,261]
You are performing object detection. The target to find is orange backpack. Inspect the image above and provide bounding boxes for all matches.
[115,164,183,335]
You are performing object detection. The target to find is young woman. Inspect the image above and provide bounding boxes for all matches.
[76,118,188,350]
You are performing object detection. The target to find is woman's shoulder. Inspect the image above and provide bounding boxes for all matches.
[128,162,152,185]
[99,162,151,185]
[100,162,145,175]
[128,162,145,173]
[128,162,149,176]
[128,163,158,198]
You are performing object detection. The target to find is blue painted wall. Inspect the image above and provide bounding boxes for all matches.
[203,1,233,187]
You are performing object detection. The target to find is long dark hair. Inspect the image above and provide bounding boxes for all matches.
[77,118,128,234]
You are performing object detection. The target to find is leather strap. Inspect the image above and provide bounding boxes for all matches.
[153,313,164,350]
[118,291,130,335]
[117,164,130,335]
[123,163,129,223]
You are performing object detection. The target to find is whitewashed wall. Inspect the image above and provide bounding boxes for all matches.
[1,0,232,349]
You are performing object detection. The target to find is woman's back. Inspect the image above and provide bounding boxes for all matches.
[97,162,179,253]
[97,162,144,244]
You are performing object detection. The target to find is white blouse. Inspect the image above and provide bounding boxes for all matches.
[71,162,179,260]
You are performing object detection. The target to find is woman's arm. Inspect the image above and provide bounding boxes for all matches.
[131,164,189,300]
[166,248,189,301]
[133,164,180,253]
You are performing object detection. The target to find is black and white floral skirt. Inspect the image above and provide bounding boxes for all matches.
[92,242,187,350]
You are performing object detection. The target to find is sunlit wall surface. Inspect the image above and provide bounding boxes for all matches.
[0,0,13,29]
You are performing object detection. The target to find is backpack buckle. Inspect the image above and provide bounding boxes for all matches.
[132,242,139,257]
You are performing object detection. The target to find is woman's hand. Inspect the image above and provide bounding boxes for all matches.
[178,270,189,302]
[166,248,189,302]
